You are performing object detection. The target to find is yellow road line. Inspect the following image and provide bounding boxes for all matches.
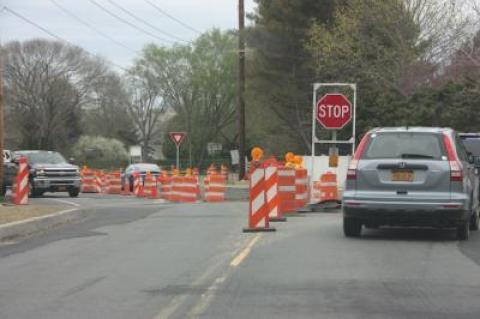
[230,234,262,267]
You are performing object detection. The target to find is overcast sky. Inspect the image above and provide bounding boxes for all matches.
[0,0,257,70]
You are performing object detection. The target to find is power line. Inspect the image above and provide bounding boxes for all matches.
[105,0,189,43]
[2,6,129,72]
[48,0,138,54]
[143,0,202,35]
[87,0,176,44]
[3,6,65,42]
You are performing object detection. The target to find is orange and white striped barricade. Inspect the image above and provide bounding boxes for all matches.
[243,162,275,232]
[220,165,228,180]
[171,176,198,203]
[132,172,142,197]
[278,166,297,215]
[13,156,29,205]
[318,171,341,205]
[120,173,131,195]
[106,171,122,194]
[101,172,108,193]
[264,160,286,222]
[80,168,98,193]
[170,176,181,202]
[143,172,158,199]
[312,181,322,203]
[295,168,309,210]
[193,168,200,194]
[204,174,226,202]
[159,173,172,201]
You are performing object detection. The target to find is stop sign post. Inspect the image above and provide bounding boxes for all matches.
[316,94,352,130]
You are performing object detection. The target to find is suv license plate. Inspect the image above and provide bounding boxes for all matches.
[391,170,414,182]
[58,186,67,191]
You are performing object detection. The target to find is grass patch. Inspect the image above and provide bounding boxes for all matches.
[0,204,68,225]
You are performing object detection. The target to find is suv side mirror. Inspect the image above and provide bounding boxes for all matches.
[69,157,75,164]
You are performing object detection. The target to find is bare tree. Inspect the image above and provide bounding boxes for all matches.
[3,39,109,152]
[126,73,167,161]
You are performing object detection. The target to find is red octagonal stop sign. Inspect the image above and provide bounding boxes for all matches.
[316,93,352,129]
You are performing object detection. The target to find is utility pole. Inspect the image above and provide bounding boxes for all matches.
[0,43,4,197]
[237,0,246,179]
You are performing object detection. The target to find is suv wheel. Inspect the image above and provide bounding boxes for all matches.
[343,217,362,237]
[69,188,80,198]
[457,221,470,240]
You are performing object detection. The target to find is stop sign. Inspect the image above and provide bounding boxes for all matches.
[316,94,352,129]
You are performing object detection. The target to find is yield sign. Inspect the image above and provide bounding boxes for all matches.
[169,132,186,147]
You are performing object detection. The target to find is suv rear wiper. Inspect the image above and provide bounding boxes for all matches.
[400,153,435,159]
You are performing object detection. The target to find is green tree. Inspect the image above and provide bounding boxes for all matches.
[246,0,342,153]
[72,135,128,169]
[132,29,238,167]
[306,0,433,137]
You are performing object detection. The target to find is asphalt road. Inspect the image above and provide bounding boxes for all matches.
[1,194,480,319]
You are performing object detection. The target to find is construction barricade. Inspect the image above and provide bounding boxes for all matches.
[171,176,199,203]
[120,173,131,195]
[264,159,286,222]
[243,161,275,232]
[105,171,122,194]
[295,168,309,209]
[95,171,103,193]
[12,156,29,205]
[277,167,297,215]
[317,171,340,204]
[81,168,99,193]
[158,172,171,201]
[204,173,226,202]
[143,172,158,199]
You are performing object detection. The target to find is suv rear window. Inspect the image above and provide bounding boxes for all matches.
[363,132,446,160]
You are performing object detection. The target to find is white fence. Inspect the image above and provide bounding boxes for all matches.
[303,155,352,189]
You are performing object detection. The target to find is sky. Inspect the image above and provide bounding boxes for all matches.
[0,0,257,70]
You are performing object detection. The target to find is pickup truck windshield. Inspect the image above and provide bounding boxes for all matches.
[17,151,67,165]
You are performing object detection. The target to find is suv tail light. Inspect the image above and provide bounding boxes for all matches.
[347,133,371,180]
[443,134,463,182]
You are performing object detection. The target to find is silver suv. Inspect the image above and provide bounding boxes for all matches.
[343,127,479,240]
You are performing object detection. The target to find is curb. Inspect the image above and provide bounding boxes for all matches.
[0,208,87,241]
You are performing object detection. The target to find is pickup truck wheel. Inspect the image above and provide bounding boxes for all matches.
[69,188,80,198]
[457,221,470,240]
[29,182,42,198]
[343,217,362,237]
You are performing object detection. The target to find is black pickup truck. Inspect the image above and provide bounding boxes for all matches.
[14,150,81,197]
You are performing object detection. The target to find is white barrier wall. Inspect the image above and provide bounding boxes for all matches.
[303,155,352,189]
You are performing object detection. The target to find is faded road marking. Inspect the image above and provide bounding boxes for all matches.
[48,198,81,207]
[230,234,262,267]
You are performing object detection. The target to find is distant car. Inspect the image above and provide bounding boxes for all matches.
[121,163,161,191]
[342,127,479,240]
[14,150,81,197]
